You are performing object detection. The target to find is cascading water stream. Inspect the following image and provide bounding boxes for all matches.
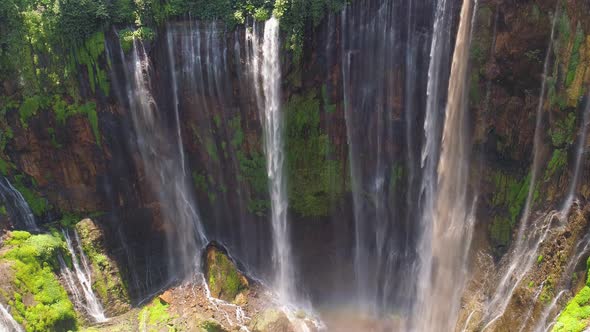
[414,0,477,330]
[560,97,590,215]
[414,0,454,319]
[246,17,295,303]
[482,10,559,326]
[0,178,38,231]
[0,304,22,332]
[261,17,294,303]
[61,229,107,322]
[115,37,207,278]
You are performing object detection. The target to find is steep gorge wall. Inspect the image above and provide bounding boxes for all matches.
[2,0,590,318]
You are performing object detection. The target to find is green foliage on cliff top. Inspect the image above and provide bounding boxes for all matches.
[285,91,345,217]
[1,231,77,332]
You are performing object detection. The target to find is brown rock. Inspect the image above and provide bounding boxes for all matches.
[159,290,174,304]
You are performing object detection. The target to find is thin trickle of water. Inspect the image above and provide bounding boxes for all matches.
[0,304,22,332]
[61,229,107,322]
[533,290,566,332]
[0,178,38,231]
[482,10,559,325]
[518,282,546,332]
[115,38,207,278]
[414,0,477,330]
[167,23,187,176]
[482,211,558,331]
[561,98,590,215]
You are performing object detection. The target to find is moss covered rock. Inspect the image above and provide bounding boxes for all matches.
[0,230,77,332]
[199,319,228,332]
[203,242,248,303]
[249,308,294,332]
[75,218,130,315]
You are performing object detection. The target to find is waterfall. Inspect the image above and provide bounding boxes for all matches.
[0,178,38,231]
[340,0,408,313]
[414,0,477,330]
[481,9,559,326]
[116,37,207,278]
[247,17,295,302]
[60,229,107,322]
[414,0,453,319]
[167,24,186,176]
[561,97,590,215]
[0,304,22,332]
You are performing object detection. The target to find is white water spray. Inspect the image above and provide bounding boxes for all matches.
[0,304,22,332]
[61,229,107,322]
[0,178,38,231]
[247,17,295,302]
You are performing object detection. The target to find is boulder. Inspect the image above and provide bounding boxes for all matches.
[249,308,294,332]
[203,242,249,303]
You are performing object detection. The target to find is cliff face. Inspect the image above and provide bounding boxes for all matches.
[2,0,590,327]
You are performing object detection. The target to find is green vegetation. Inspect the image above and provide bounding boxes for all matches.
[200,320,226,332]
[550,112,577,147]
[1,231,77,332]
[552,258,590,331]
[12,175,49,217]
[285,92,345,217]
[489,171,538,247]
[138,297,174,332]
[228,114,269,216]
[119,27,155,53]
[75,219,130,309]
[205,247,248,303]
[566,23,585,87]
[540,276,554,304]
[545,149,567,181]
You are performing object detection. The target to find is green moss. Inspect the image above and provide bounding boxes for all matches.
[489,171,538,247]
[200,320,226,332]
[119,27,156,53]
[206,247,247,302]
[545,149,567,181]
[557,9,571,43]
[12,175,49,217]
[538,254,544,264]
[74,219,130,310]
[237,150,269,216]
[1,231,77,332]
[566,23,585,87]
[205,139,219,163]
[553,286,590,331]
[550,112,577,147]
[138,298,174,332]
[19,96,49,127]
[490,216,512,247]
[72,32,109,95]
[285,92,345,217]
